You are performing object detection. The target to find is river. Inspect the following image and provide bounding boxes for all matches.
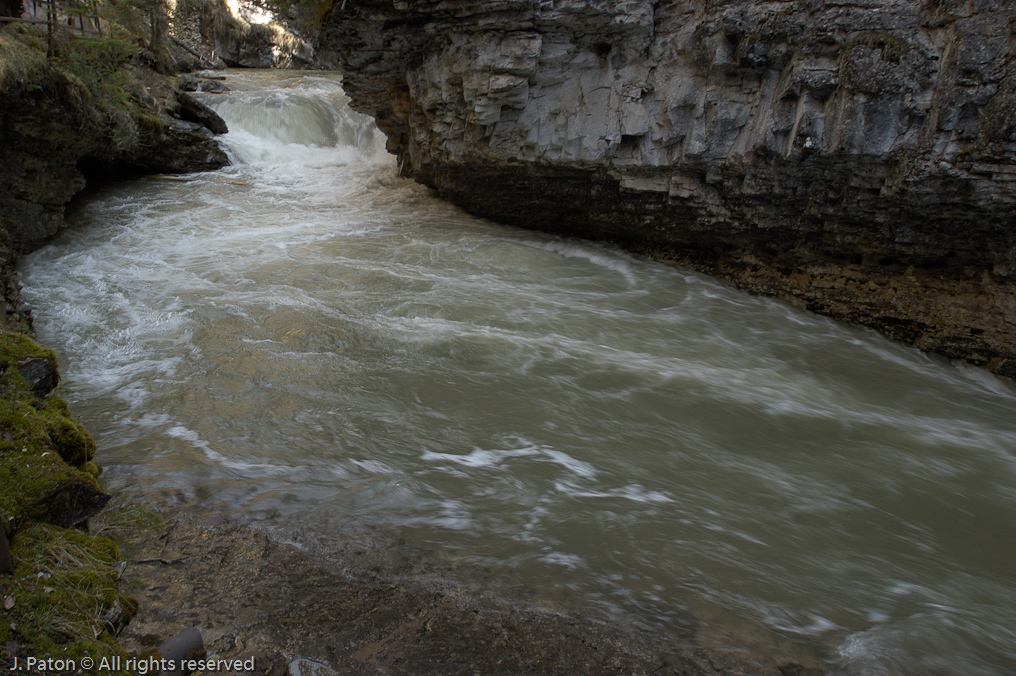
[19,70,1016,676]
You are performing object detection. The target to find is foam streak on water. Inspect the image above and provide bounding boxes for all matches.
[20,71,1016,675]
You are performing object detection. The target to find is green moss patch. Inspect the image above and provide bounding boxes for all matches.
[0,331,104,528]
[0,330,136,671]
[0,331,56,371]
[42,397,98,466]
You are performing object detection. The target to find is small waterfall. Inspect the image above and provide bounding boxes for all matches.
[208,73,388,166]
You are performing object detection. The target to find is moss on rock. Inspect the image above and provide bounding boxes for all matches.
[42,397,97,466]
[0,331,107,529]
[0,331,57,373]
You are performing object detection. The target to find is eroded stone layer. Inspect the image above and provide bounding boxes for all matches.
[325,0,1016,378]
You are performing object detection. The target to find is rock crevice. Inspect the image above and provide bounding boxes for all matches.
[325,0,1016,378]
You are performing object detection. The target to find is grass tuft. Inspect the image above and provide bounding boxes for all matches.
[90,498,167,562]
[1,524,135,671]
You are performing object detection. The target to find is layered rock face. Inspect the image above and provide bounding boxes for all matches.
[326,0,1016,378]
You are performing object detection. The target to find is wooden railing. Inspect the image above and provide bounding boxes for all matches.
[1,0,105,58]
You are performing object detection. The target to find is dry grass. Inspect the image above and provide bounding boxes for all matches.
[0,30,50,91]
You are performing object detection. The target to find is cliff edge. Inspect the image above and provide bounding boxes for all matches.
[325,0,1016,379]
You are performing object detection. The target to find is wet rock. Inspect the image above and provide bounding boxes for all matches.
[198,80,230,94]
[252,651,288,676]
[101,596,138,636]
[156,627,206,676]
[17,356,57,398]
[30,480,111,529]
[177,92,229,135]
[117,118,229,174]
[179,75,231,94]
[116,505,828,676]
[287,656,334,676]
[325,0,1016,379]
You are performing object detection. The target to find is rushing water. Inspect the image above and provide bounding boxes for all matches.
[20,71,1016,675]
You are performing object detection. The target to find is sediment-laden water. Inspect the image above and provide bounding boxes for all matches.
[20,71,1016,675]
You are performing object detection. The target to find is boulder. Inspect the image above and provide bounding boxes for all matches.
[29,480,111,529]
[18,356,58,398]
[176,91,229,135]
[179,75,230,94]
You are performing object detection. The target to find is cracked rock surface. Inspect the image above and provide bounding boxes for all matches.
[325,0,1016,378]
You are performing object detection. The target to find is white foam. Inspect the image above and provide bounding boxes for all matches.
[539,552,586,569]
[164,425,304,479]
[523,239,639,286]
[209,82,389,167]
[421,442,597,479]
[552,480,674,504]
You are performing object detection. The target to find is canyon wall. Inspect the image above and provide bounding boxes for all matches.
[325,0,1016,379]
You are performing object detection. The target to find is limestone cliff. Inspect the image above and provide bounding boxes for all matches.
[325,0,1016,379]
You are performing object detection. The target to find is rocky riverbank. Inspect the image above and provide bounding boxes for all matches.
[0,30,228,335]
[0,32,227,260]
[324,0,1016,379]
[103,489,830,676]
[0,25,227,666]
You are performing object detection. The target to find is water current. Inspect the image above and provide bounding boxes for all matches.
[19,71,1016,675]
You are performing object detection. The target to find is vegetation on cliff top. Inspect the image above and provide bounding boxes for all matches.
[1,0,229,162]
[0,29,49,89]
[0,24,161,157]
